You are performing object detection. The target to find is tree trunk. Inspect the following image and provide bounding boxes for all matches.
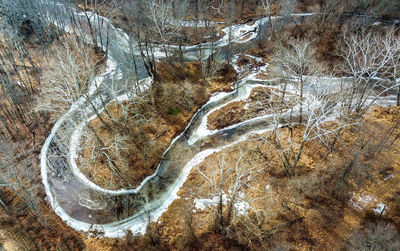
[299,75,304,123]
[329,127,343,152]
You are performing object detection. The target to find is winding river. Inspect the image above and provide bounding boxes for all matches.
[40,2,398,237]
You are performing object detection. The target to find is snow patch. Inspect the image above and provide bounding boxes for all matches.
[79,198,106,211]
[384,174,395,181]
[373,202,386,215]
[209,91,232,103]
[194,191,251,216]
[350,193,375,210]
[194,194,227,211]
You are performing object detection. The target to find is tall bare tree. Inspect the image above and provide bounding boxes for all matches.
[339,29,400,114]
[270,37,322,123]
[262,78,353,176]
[35,36,98,121]
[197,148,260,232]
[382,28,400,106]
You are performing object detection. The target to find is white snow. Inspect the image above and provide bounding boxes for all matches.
[384,174,395,181]
[209,91,234,103]
[194,194,227,211]
[180,20,223,28]
[78,198,107,211]
[350,193,375,210]
[373,202,386,215]
[194,191,251,216]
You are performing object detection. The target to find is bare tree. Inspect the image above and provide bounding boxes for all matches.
[0,140,44,222]
[345,221,400,250]
[222,1,237,63]
[196,45,224,97]
[193,0,224,29]
[74,0,110,52]
[262,78,353,176]
[0,22,39,141]
[326,29,400,150]
[382,28,400,106]
[343,0,400,18]
[35,36,98,121]
[196,147,260,232]
[270,37,322,123]
[0,0,66,43]
[260,0,278,39]
[339,29,395,115]
[120,0,159,86]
